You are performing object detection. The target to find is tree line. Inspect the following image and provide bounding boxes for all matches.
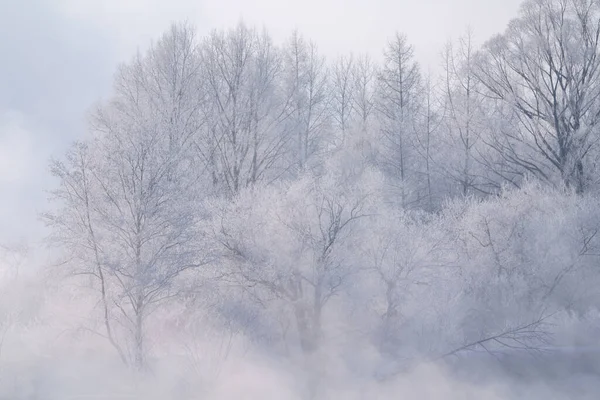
[42,0,600,390]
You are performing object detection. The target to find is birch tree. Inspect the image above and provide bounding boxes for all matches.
[44,24,209,369]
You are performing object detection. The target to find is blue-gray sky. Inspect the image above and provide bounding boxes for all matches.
[0,0,522,243]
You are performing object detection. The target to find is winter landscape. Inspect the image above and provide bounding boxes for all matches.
[2,0,600,398]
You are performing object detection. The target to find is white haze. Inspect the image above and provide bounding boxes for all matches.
[3,0,600,399]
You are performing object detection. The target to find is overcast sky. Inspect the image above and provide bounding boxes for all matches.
[0,0,523,243]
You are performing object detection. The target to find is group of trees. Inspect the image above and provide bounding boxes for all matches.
[41,0,600,393]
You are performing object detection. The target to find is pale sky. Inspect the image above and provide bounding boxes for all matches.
[0,0,522,243]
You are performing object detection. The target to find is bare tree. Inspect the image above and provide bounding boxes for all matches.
[475,0,600,193]
[44,24,209,370]
[283,31,331,171]
[352,54,377,132]
[331,54,354,145]
[200,23,290,195]
[213,172,373,357]
[377,33,423,208]
[441,29,490,196]
[44,143,128,364]
[413,72,444,210]
[365,210,450,356]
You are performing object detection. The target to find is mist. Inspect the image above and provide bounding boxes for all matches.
[3,0,600,398]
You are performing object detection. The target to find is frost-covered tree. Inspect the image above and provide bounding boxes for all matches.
[377,33,423,208]
[211,168,379,356]
[476,0,600,193]
[282,31,331,172]
[331,54,354,145]
[352,54,377,132]
[436,182,600,358]
[440,29,491,196]
[412,72,445,210]
[44,24,210,369]
[361,210,452,358]
[36,12,600,396]
[200,23,290,195]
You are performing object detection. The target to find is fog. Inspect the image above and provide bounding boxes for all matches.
[3,0,600,398]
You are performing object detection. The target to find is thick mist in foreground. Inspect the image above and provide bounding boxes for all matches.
[4,0,600,398]
[4,185,600,400]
